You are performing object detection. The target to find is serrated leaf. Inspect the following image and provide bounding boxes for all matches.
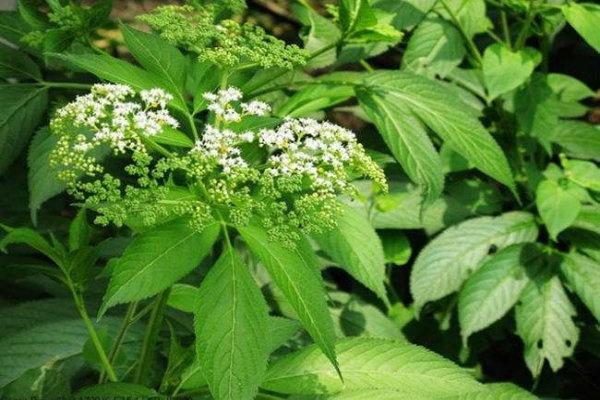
[402,16,465,78]
[549,120,600,161]
[516,275,579,377]
[195,248,269,400]
[535,179,580,240]
[357,85,444,205]
[121,25,187,109]
[0,85,47,174]
[153,126,194,148]
[459,244,541,341]
[0,227,63,267]
[410,212,538,313]
[560,252,600,322]
[262,338,482,396]
[237,222,338,372]
[562,3,600,53]
[482,44,541,100]
[314,204,388,305]
[361,71,516,195]
[27,128,65,225]
[100,219,219,316]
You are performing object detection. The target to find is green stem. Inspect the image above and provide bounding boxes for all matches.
[41,81,92,90]
[439,0,483,65]
[500,9,512,49]
[514,4,536,49]
[99,302,138,384]
[71,288,118,382]
[134,290,171,384]
[359,59,374,72]
[185,113,199,141]
[142,137,173,158]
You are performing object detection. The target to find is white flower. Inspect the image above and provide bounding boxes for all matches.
[241,101,270,116]
[140,88,173,108]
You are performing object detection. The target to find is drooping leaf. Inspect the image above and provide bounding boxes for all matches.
[357,84,444,205]
[238,222,338,372]
[410,212,538,313]
[516,274,579,377]
[100,219,219,316]
[482,44,541,100]
[195,248,269,400]
[314,204,388,305]
[276,83,355,118]
[562,2,600,53]
[360,71,516,195]
[262,338,482,397]
[0,226,64,267]
[560,252,600,322]
[0,85,47,174]
[402,16,465,78]
[458,244,541,341]
[27,128,65,225]
[535,179,581,240]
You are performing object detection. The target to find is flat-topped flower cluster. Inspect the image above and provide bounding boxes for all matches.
[49,84,386,242]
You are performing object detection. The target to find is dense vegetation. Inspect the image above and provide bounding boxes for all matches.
[0,0,599,399]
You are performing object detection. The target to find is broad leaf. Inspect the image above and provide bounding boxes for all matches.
[535,179,580,240]
[121,25,187,107]
[567,159,600,191]
[314,204,388,305]
[482,44,541,100]
[0,85,47,174]
[402,16,465,78]
[100,219,219,316]
[373,0,437,31]
[549,120,600,161]
[360,71,516,195]
[27,128,65,225]
[459,244,541,341]
[410,212,538,313]
[560,252,600,322]
[516,274,579,377]
[195,248,269,400]
[562,3,600,53]
[68,208,91,251]
[167,283,199,313]
[153,126,194,148]
[357,85,444,204]
[76,383,159,397]
[380,230,411,266]
[294,3,341,68]
[276,84,355,118]
[237,222,338,372]
[0,226,63,267]
[262,338,482,396]
[0,299,78,340]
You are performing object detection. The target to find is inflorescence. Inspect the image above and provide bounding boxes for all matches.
[137,4,307,69]
[50,84,386,243]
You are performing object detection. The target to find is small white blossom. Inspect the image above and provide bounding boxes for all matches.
[241,101,270,116]
[140,88,173,108]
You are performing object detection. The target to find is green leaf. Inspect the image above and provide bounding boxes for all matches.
[535,179,581,240]
[458,244,541,342]
[314,204,388,305]
[153,126,194,148]
[435,0,491,38]
[0,226,63,267]
[266,316,301,353]
[68,208,91,252]
[238,222,338,372]
[357,84,444,205]
[482,44,541,100]
[329,292,404,339]
[0,42,40,80]
[195,248,269,400]
[566,159,600,191]
[380,230,411,266]
[122,25,187,106]
[339,0,376,36]
[547,73,595,102]
[361,71,516,195]
[410,212,538,313]
[0,299,79,340]
[549,120,600,161]
[572,205,600,235]
[294,3,341,68]
[373,0,437,32]
[27,128,65,225]
[100,219,219,316]
[262,338,482,396]
[0,11,31,46]
[516,274,579,377]
[75,383,160,397]
[402,16,466,78]
[167,283,199,313]
[276,83,355,118]
[562,3,600,53]
[560,252,600,322]
[0,85,47,174]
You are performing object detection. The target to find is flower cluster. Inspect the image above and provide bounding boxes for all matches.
[138,4,307,69]
[49,85,386,243]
